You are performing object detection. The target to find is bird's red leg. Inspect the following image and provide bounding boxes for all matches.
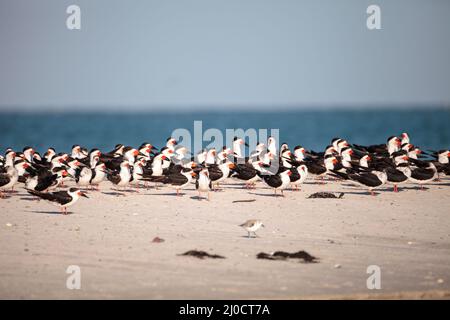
[394,184,398,193]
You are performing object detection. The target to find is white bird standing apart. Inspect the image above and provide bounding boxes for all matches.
[195,168,212,201]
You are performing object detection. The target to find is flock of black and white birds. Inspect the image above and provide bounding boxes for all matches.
[1,133,450,217]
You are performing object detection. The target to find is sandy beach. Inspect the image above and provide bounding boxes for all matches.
[1,177,450,299]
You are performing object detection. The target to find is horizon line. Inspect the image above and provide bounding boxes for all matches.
[0,103,449,113]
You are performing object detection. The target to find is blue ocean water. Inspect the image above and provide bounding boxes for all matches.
[0,109,449,154]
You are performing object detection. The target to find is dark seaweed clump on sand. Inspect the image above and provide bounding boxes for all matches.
[308,192,344,199]
[257,250,318,263]
[179,250,225,259]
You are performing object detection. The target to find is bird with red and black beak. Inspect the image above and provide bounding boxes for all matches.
[44,148,56,163]
[122,147,140,166]
[4,150,17,167]
[22,146,35,164]
[71,145,86,160]
[387,136,402,156]
[293,146,306,162]
[27,187,89,215]
[138,142,157,160]
[401,132,410,145]
[165,137,178,154]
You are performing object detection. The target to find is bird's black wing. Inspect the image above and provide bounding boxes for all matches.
[0,173,11,187]
[35,174,58,191]
[349,172,381,187]
[166,173,188,186]
[107,172,121,185]
[207,165,223,181]
[411,168,434,180]
[27,190,72,205]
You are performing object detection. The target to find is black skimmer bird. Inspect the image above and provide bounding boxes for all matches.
[429,150,450,179]
[371,151,409,192]
[302,154,339,183]
[279,148,307,191]
[13,159,33,184]
[25,167,71,192]
[131,158,147,188]
[204,149,217,166]
[105,144,125,157]
[257,167,292,197]
[0,165,19,197]
[195,149,208,165]
[90,162,107,190]
[71,145,85,159]
[207,162,236,190]
[293,146,306,162]
[348,169,387,196]
[195,168,212,200]
[384,165,409,192]
[140,154,169,179]
[267,136,277,155]
[43,148,56,163]
[22,146,35,164]
[3,150,16,168]
[359,154,372,168]
[239,219,264,238]
[27,187,88,214]
[138,142,157,160]
[232,137,248,161]
[143,167,196,196]
[231,161,261,189]
[401,158,438,190]
[107,160,132,191]
[290,165,308,191]
[401,132,410,145]
[353,136,401,156]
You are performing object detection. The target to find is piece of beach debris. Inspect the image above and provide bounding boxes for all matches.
[178,250,225,259]
[256,250,318,263]
[5,223,13,227]
[232,199,256,203]
[308,192,344,199]
[152,237,165,243]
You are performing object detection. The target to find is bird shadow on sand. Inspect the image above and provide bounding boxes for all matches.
[146,192,184,197]
[303,181,328,185]
[28,210,72,215]
[429,182,450,187]
[328,190,381,196]
[401,186,430,191]
[247,192,285,198]
[190,196,210,201]
[102,191,127,196]
[19,196,40,201]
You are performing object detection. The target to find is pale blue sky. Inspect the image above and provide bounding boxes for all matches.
[1,0,449,110]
